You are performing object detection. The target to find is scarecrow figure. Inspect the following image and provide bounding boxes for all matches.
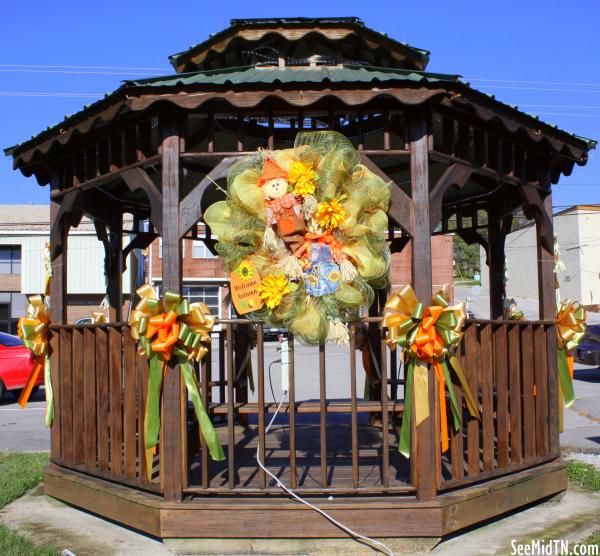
[260,158,306,254]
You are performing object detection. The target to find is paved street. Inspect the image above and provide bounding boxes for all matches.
[0,388,49,452]
[1,338,598,454]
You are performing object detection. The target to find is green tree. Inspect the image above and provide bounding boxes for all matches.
[453,235,480,279]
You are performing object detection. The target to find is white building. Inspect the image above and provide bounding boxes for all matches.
[481,205,600,308]
[0,205,131,332]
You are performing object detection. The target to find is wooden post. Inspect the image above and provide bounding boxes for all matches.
[129,216,140,312]
[408,113,436,501]
[488,206,505,320]
[49,174,68,461]
[107,216,123,322]
[160,112,184,501]
[537,188,559,455]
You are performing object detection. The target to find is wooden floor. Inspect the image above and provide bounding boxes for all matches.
[189,418,411,491]
[43,460,568,539]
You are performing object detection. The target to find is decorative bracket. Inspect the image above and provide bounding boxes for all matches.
[359,154,413,237]
[429,163,473,234]
[50,190,83,260]
[519,183,554,253]
[121,168,164,235]
[179,157,239,239]
[456,228,490,266]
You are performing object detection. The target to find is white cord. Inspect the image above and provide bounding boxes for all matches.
[255,392,395,556]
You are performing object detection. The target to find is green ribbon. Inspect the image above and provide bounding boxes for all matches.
[399,358,414,458]
[130,285,225,467]
[144,352,165,451]
[557,348,576,408]
[43,355,53,427]
[397,355,475,459]
[178,355,225,461]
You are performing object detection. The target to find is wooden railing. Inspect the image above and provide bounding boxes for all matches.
[49,323,160,492]
[439,319,558,490]
[183,320,413,496]
[48,318,558,499]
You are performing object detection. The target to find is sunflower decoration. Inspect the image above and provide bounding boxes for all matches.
[236,260,254,282]
[204,131,391,346]
[288,160,318,197]
[259,274,292,310]
[314,198,346,231]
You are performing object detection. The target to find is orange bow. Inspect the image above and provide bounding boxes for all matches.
[295,232,345,262]
[146,311,180,364]
[410,305,446,362]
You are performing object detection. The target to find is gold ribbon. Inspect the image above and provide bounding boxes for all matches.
[17,295,54,427]
[383,285,479,457]
[556,299,586,408]
[503,298,525,321]
[129,285,223,478]
[91,312,107,324]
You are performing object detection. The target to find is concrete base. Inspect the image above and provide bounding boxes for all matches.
[164,537,440,555]
[1,483,600,555]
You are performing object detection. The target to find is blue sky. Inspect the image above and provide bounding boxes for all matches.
[1,1,598,209]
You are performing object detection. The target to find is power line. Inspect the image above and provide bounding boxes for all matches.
[0,91,104,98]
[476,85,600,93]
[0,64,170,71]
[0,69,159,76]
[518,104,600,109]
[533,112,600,118]
[466,78,600,87]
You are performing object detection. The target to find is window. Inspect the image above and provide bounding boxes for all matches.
[0,293,26,334]
[0,246,21,274]
[182,286,220,315]
[192,240,216,259]
[158,238,185,259]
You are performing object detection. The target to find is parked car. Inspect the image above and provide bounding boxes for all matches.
[75,317,93,325]
[574,324,600,367]
[264,326,288,342]
[0,332,42,402]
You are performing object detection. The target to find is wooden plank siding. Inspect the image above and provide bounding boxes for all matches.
[439,320,556,490]
[48,315,556,496]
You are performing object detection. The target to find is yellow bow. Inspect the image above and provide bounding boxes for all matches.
[557,300,586,351]
[91,312,107,324]
[128,284,224,472]
[17,295,54,426]
[383,285,477,457]
[556,299,586,409]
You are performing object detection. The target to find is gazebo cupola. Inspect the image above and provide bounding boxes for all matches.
[168,17,430,72]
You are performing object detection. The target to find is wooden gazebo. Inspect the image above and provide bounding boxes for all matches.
[5,17,595,546]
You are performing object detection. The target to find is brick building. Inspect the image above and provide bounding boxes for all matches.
[148,229,454,317]
[0,206,453,331]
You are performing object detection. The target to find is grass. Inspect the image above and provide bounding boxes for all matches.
[0,453,49,507]
[0,527,58,556]
[567,461,600,552]
[0,452,58,555]
[567,460,600,492]
[454,277,482,286]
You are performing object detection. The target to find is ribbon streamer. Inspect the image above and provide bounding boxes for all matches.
[130,285,224,478]
[556,299,586,408]
[383,285,479,458]
[17,295,54,427]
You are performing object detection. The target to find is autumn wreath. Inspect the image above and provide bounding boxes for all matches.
[205,131,391,346]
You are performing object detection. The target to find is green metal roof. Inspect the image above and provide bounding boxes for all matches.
[124,65,459,88]
[4,64,595,161]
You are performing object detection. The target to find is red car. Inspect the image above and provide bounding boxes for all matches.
[0,331,43,402]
